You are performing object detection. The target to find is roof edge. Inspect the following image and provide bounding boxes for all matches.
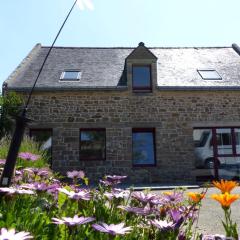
[6,86,128,92]
[6,85,240,92]
[157,86,240,91]
[41,45,232,50]
[4,43,42,86]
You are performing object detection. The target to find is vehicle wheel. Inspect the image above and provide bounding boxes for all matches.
[204,158,220,169]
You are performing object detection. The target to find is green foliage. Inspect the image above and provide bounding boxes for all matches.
[0,135,49,168]
[222,208,239,239]
[0,155,225,240]
[0,195,57,240]
[0,92,23,138]
[0,173,200,240]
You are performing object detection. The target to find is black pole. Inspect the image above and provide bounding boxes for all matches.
[0,0,78,187]
[0,116,31,186]
[212,128,219,180]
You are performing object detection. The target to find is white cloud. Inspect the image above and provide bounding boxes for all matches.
[76,0,94,11]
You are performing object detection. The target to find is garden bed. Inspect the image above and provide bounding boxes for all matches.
[0,137,239,239]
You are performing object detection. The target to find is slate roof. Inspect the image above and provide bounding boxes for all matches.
[4,44,240,91]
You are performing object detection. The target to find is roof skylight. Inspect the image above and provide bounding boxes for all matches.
[60,71,81,81]
[197,69,222,80]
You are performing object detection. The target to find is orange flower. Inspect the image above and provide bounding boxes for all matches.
[212,179,238,193]
[163,192,172,196]
[188,192,205,203]
[211,192,240,209]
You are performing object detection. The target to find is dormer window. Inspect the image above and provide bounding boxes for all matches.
[132,65,152,92]
[60,71,81,81]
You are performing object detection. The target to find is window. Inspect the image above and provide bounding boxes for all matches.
[216,131,232,146]
[193,127,240,181]
[132,65,152,91]
[193,127,240,161]
[29,129,52,166]
[60,71,81,81]
[216,128,233,155]
[80,129,106,161]
[235,129,240,146]
[132,128,156,166]
[197,69,222,80]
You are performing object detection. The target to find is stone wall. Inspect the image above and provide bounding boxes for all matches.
[25,90,240,184]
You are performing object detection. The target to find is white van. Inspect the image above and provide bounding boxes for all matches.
[194,128,240,169]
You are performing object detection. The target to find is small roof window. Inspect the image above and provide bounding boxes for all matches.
[60,71,81,81]
[197,69,222,80]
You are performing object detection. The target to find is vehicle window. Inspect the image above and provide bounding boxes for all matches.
[198,131,210,147]
[194,131,210,147]
[236,132,240,145]
[216,128,233,155]
[216,133,232,146]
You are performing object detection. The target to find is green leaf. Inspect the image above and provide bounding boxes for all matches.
[58,191,68,209]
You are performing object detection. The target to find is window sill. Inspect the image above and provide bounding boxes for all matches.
[132,89,152,93]
[132,164,157,167]
[80,158,106,161]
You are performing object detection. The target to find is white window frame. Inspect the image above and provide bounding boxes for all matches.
[60,70,82,82]
[197,69,222,80]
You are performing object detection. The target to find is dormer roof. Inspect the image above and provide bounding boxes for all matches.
[126,42,158,60]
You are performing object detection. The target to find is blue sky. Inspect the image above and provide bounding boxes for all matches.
[1,0,240,89]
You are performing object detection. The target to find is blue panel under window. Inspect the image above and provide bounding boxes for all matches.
[132,66,151,88]
[133,131,155,165]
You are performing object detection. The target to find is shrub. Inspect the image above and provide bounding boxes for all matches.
[0,135,49,168]
[0,92,23,138]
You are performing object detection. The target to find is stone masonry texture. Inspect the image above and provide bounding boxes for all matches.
[25,90,240,184]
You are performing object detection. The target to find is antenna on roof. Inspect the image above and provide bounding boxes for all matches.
[0,0,93,187]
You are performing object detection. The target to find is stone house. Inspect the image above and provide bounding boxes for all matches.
[3,42,240,184]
